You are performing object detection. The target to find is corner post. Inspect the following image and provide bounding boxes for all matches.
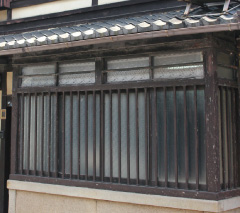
[204,47,221,193]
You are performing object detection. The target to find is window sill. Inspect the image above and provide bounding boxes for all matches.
[7,180,240,212]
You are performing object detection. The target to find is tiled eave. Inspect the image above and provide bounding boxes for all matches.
[0,3,239,55]
[0,22,239,56]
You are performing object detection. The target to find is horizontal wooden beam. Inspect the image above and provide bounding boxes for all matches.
[10,0,161,9]
[11,0,56,8]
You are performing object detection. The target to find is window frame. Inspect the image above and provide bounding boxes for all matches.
[9,42,240,200]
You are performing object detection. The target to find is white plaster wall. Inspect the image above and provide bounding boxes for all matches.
[98,0,128,5]
[12,0,92,20]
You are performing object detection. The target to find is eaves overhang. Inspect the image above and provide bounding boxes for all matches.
[0,2,239,56]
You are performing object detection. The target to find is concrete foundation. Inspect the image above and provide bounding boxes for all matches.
[7,180,240,213]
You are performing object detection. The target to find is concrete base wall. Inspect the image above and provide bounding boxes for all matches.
[14,191,202,213]
[7,181,240,213]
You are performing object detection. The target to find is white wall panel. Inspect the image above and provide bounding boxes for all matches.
[12,0,92,20]
[0,10,7,22]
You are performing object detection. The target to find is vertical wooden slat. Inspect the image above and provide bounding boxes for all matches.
[194,86,199,190]
[11,67,19,175]
[70,91,73,179]
[173,87,178,188]
[184,86,189,189]
[101,90,105,181]
[144,88,148,186]
[27,93,31,175]
[93,91,96,181]
[154,87,158,186]
[85,91,88,180]
[48,93,51,177]
[55,62,59,177]
[226,88,231,189]
[118,89,121,183]
[92,0,98,6]
[149,56,154,80]
[164,87,168,188]
[34,93,37,176]
[77,91,80,179]
[149,89,153,183]
[62,92,65,178]
[231,88,237,188]
[55,92,58,178]
[127,89,130,185]
[21,93,24,174]
[41,93,44,176]
[110,90,113,182]
[220,87,226,190]
[135,88,139,185]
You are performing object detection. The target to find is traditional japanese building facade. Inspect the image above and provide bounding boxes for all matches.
[0,0,239,212]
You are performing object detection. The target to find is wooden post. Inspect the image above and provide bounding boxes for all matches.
[204,47,221,192]
[10,66,18,175]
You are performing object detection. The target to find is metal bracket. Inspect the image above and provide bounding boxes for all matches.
[183,0,231,16]
[223,0,231,12]
[184,2,192,16]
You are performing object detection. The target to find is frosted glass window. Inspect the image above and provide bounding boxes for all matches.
[58,92,100,177]
[59,62,95,85]
[217,66,235,80]
[217,52,236,80]
[59,73,95,85]
[154,52,204,80]
[22,65,55,75]
[154,52,203,66]
[22,76,56,87]
[104,90,146,181]
[21,93,57,173]
[154,65,204,79]
[59,62,95,73]
[107,57,150,82]
[21,65,56,87]
[107,69,149,82]
[108,57,149,69]
[219,87,236,188]
[150,87,206,184]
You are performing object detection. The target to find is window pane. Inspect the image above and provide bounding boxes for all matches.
[154,65,204,79]
[22,65,55,75]
[21,93,56,173]
[21,65,56,87]
[107,57,150,82]
[154,52,203,66]
[217,52,236,80]
[154,52,204,80]
[59,62,95,85]
[59,62,95,73]
[108,57,149,69]
[107,69,150,82]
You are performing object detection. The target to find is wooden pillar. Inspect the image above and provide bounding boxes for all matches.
[204,47,221,193]
[10,66,18,175]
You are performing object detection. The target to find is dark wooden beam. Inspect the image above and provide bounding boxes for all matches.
[11,0,56,8]
[92,0,98,6]
[204,45,221,193]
